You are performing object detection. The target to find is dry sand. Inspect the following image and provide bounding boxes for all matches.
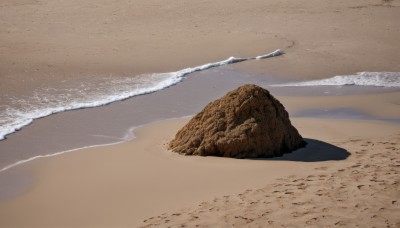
[141,131,400,227]
[0,117,399,227]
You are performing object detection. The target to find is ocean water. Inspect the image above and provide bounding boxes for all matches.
[0,50,282,141]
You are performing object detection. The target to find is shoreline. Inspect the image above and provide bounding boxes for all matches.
[0,79,399,172]
[0,61,399,171]
[0,49,283,142]
[1,110,399,174]
[1,0,400,171]
[0,85,399,173]
[0,116,187,173]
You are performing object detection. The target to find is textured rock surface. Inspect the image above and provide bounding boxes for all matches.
[169,84,305,158]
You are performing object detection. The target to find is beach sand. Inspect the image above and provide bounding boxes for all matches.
[141,127,400,227]
[0,0,400,227]
[1,0,399,94]
[0,117,399,227]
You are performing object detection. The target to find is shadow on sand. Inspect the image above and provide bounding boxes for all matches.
[265,138,350,162]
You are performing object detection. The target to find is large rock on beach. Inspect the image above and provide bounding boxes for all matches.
[169,84,305,158]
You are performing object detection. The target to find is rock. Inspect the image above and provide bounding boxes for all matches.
[169,84,306,158]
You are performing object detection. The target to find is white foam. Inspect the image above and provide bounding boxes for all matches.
[271,72,400,87]
[255,49,283,59]
[0,49,282,141]
[0,140,124,173]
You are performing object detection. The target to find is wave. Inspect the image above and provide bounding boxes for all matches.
[0,49,282,141]
[271,72,400,88]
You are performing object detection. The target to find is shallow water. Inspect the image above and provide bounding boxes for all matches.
[0,50,283,141]
[0,66,266,170]
[0,61,399,171]
[292,108,400,123]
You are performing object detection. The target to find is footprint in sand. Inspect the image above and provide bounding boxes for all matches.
[334,220,347,226]
[306,217,318,225]
[291,178,304,182]
[292,202,304,205]
[361,207,369,212]
[356,185,365,190]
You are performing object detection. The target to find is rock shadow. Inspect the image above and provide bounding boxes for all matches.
[264,138,350,162]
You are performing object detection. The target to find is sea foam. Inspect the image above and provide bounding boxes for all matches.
[0,49,282,141]
[271,72,400,87]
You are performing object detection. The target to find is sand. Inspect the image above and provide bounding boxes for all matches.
[1,0,400,96]
[141,132,400,227]
[0,118,399,227]
[0,0,400,227]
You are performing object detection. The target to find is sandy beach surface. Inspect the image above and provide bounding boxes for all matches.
[1,0,400,227]
[1,0,399,94]
[0,118,399,227]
